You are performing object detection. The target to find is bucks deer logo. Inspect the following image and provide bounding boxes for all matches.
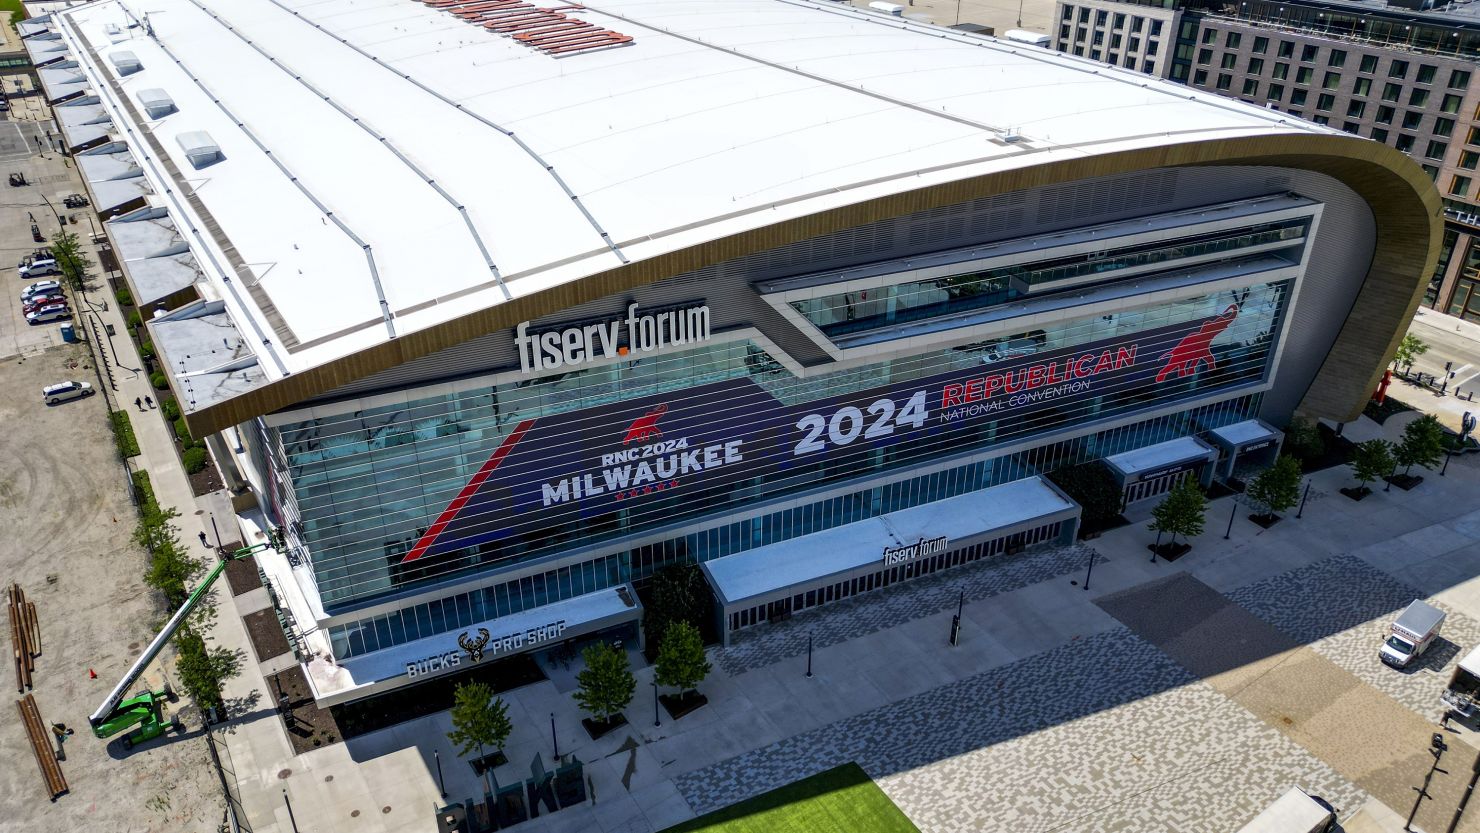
[458,628,491,663]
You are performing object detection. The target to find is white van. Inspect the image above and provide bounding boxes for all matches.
[1003,29,1052,47]
[1236,788,1336,833]
[867,1,905,15]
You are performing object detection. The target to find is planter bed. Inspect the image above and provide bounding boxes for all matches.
[1147,542,1192,562]
[1340,486,1373,501]
[581,713,628,740]
[1248,513,1282,530]
[658,692,709,721]
[1385,473,1424,491]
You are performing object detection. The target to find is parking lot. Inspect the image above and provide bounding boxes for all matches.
[0,98,224,829]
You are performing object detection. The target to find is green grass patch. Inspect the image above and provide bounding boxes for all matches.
[660,764,918,833]
[109,410,140,458]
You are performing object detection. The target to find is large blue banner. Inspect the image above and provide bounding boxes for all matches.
[402,304,1246,563]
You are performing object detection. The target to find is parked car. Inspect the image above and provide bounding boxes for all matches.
[17,253,59,279]
[21,279,62,300]
[23,295,66,314]
[26,304,72,325]
[41,380,93,405]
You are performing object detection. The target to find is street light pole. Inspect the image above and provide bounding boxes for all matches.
[550,712,559,762]
[282,789,301,833]
[653,680,660,728]
[1296,482,1311,518]
[1224,498,1237,539]
[435,749,447,798]
[1083,550,1095,591]
[805,634,813,678]
[1016,0,1024,27]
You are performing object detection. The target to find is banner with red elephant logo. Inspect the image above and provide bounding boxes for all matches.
[400,303,1260,564]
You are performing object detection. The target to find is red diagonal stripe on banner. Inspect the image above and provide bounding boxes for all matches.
[400,419,536,563]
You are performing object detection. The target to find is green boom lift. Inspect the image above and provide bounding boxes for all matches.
[89,543,271,748]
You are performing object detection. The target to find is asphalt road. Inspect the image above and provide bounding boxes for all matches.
[1409,310,1480,398]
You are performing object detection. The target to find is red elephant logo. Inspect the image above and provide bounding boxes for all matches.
[622,404,668,445]
[1156,304,1240,383]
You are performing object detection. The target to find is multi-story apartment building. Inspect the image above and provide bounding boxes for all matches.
[1053,0,1480,321]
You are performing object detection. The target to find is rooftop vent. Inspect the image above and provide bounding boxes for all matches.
[137,88,176,118]
[176,131,222,169]
[109,50,142,75]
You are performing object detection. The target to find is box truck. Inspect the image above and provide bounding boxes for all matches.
[1380,599,1445,668]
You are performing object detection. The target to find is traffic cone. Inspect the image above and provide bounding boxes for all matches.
[88,668,97,679]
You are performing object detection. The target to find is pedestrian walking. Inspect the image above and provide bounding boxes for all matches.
[145,396,154,409]
[198,531,209,548]
[134,397,143,411]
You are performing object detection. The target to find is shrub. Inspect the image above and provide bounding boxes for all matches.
[1047,461,1123,528]
[131,470,157,514]
[115,288,133,307]
[108,410,140,458]
[128,311,143,330]
[1282,416,1324,462]
[150,372,169,391]
[139,341,155,361]
[161,398,181,421]
[643,562,714,654]
[174,416,195,446]
[182,446,208,474]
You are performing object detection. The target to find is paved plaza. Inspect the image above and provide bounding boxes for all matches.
[195,419,1480,833]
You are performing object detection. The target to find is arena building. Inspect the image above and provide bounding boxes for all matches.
[27,0,1440,709]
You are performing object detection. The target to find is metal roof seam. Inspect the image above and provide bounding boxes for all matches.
[146,25,396,344]
[258,0,628,266]
[182,0,511,303]
[56,19,290,377]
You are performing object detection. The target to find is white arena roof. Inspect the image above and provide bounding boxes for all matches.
[52,0,1336,413]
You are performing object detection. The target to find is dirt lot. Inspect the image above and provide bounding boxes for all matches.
[0,338,222,828]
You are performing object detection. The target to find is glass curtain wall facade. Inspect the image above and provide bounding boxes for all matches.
[325,392,1262,658]
[271,276,1292,622]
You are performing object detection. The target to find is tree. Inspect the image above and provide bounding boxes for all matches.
[654,621,710,702]
[173,625,240,715]
[134,502,205,610]
[49,230,93,293]
[1149,477,1206,549]
[1395,414,1445,477]
[643,562,714,657]
[1350,439,1395,494]
[1282,416,1323,463]
[1245,455,1302,520]
[446,681,512,794]
[576,642,635,726]
[1392,333,1430,368]
[1047,461,1123,528]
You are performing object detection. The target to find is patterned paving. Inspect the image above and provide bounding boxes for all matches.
[678,628,1363,831]
[710,543,1099,676]
[1230,554,1480,722]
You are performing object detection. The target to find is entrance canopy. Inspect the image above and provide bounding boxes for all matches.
[1104,436,1218,483]
[701,476,1078,610]
[1209,419,1282,452]
[306,584,641,707]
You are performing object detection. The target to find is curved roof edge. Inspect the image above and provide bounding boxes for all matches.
[183,132,1440,436]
